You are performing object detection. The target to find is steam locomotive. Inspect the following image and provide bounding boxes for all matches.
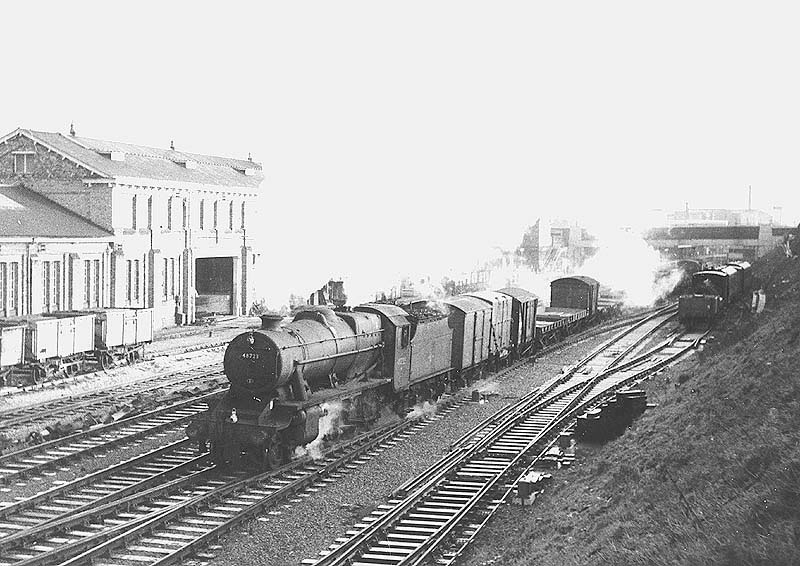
[677,261,752,327]
[187,276,601,469]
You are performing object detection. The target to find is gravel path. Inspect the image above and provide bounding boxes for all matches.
[205,334,614,566]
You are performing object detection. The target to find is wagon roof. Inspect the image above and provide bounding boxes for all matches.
[550,275,600,288]
[443,296,491,314]
[497,287,539,302]
[464,290,512,305]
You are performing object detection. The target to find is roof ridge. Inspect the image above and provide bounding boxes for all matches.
[71,134,262,169]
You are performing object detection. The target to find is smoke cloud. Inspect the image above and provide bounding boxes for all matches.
[293,401,343,461]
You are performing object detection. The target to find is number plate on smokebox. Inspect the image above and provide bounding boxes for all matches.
[241,352,260,360]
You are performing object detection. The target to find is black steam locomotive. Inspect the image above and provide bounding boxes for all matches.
[677,261,752,327]
[187,276,601,469]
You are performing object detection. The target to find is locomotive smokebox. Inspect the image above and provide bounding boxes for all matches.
[260,314,283,331]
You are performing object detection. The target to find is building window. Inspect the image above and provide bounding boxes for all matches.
[84,260,92,308]
[126,260,132,303]
[199,199,205,230]
[229,201,234,230]
[134,260,140,302]
[167,197,173,230]
[93,259,100,308]
[163,258,169,300]
[241,202,246,230]
[170,258,176,297]
[182,199,187,229]
[53,261,61,311]
[131,195,138,229]
[12,152,34,174]
[43,261,51,313]
[0,262,19,317]
[0,263,6,316]
[10,263,18,316]
[213,201,218,229]
[147,196,153,229]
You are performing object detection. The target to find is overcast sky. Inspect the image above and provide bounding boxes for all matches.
[5,2,799,303]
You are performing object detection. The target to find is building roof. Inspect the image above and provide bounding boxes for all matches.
[2,129,263,189]
[0,184,112,238]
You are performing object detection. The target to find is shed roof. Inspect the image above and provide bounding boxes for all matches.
[2,129,263,189]
[0,184,112,238]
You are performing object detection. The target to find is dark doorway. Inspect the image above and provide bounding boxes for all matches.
[195,256,234,315]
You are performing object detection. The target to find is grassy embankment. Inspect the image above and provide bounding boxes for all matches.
[463,248,800,566]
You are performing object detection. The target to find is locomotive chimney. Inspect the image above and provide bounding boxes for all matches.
[260,313,283,331]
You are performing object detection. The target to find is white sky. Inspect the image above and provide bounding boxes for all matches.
[4,1,800,304]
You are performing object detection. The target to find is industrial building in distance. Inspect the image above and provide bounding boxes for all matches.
[644,208,791,264]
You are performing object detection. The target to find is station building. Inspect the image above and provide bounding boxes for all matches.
[0,128,263,328]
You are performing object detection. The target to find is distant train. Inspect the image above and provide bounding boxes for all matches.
[187,276,603,469]
[678,261,752,326]
[0,308,154,387]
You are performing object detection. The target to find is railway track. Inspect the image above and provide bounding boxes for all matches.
[0,392,470,566]
[302,308,700,566]
[0,308,679,566]
[0,440,205,543]
[0,391,223,485]
[0,306,656,434]
[0,367,225,432]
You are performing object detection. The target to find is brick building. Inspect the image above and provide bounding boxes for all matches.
[0,128,263,328]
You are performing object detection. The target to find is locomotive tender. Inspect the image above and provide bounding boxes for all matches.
[189,276,602,469]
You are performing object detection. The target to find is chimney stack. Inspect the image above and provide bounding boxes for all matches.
[170,140,175,151]
[260,313,283,331]
[69,123,76,136]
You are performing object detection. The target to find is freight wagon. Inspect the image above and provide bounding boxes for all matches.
[0,308,154,387]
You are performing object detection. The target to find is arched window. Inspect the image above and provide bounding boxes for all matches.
[199,199,205,230]
[213,201,218,229]
[240,202,246,230]
[229,201,234,230]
